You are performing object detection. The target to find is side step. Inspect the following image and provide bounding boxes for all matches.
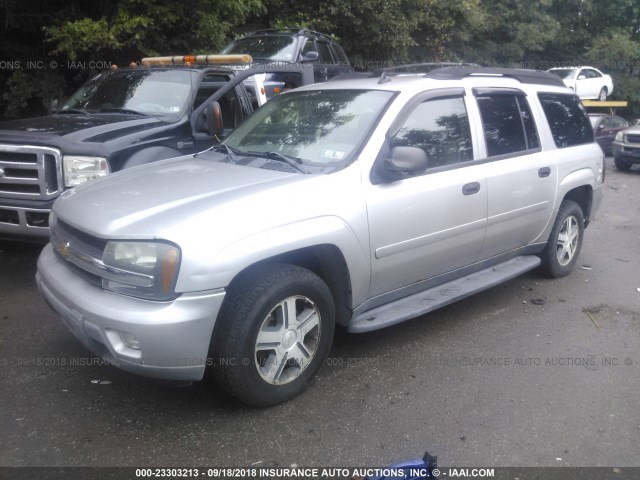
[348,255,541,333]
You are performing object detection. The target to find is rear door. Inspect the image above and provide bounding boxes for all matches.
[473,88,557,259]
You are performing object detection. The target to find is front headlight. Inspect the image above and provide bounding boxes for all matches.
[614,131,624,142]
[63,155,109,187]
[102,241,181,301]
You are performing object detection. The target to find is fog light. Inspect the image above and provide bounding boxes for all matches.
[121,332,141,350]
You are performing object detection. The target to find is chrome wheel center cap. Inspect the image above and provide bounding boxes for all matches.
[281,329,297,349]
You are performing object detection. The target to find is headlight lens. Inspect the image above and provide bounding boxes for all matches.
[63,155,109,187]
[102,241,180,301]
[615,131,624,142]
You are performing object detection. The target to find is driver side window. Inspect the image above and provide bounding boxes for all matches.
[391,96,473,171]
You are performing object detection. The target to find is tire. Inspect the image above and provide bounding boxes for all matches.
[614,157,632,171]
[598,87,607,101]
[540,200,584,278]
[211,263,335,407]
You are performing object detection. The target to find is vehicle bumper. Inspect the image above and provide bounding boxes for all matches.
[0,204,51,241]
[612,143,640,164]
[36,244,225,381]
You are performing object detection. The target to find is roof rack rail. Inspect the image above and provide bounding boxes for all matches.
[426,67,565,87]
[249,28,332,40]
[374,62,481,75]
[328,72,378,82]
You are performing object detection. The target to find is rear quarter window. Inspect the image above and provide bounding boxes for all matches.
[538,93,594,148]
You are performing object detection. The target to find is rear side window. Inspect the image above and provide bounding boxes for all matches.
[538,93,594,147]
[476,93,540,157]
[331,44,349,64]
[316,42,335,63]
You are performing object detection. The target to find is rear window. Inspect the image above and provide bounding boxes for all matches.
[538,93,594,148]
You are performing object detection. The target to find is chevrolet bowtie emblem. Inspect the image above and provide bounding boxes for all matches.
[58,241,71,259]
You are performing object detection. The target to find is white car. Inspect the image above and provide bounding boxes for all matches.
[547,66,613,100]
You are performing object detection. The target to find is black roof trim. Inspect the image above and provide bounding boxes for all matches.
[426,67,565,87]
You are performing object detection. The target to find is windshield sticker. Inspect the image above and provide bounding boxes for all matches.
[322,150,345,160]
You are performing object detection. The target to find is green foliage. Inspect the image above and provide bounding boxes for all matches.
[45,0,265,61]
[2,70,65,119]
[2,0,640,119]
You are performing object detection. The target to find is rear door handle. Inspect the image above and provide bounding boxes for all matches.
[462,182,481,196]
[538,167,551,178]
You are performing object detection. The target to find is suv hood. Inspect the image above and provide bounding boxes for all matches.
[55,154,315,239]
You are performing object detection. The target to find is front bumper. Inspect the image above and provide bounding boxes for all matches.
[36,244,225,381]
[612,143,640,164]
[0,204,51,241]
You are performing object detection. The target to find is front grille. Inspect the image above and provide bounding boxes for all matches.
[51,220,105,287]
[0,145,63,200]
[54,219,107,260]
[626,134,640,145]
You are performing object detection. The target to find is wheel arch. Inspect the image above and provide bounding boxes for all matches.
[222,244,353,327]
[562,185,593,227]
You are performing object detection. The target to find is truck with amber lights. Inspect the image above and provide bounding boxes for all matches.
[0,55,313,242]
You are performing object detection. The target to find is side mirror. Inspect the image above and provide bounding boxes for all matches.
[301,51,319,63]
[384,146,428,177]
[198,101,224,136]
[577,74,586,80]
[597,123,605,131]
[49,99,59,114]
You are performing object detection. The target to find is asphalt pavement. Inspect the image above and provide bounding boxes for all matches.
[1,157,639,470]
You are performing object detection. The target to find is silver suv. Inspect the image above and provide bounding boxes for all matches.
[36,67,604,406]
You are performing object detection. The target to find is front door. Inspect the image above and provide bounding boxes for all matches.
[365,90,487,299]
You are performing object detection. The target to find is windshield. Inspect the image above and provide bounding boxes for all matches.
[222,35,297,62]
[60,70,196,115]
[548,68,577,80]
[224,89,394,169]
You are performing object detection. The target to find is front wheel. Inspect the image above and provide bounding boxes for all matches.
[614,157,632,171]
[540,200,584,278]
[598,87,607,101]
[211,263,335,407]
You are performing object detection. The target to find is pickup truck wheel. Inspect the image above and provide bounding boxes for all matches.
[598,88,607,101]
[614,157,632,171]
[540,200,584,278]
[211,263,335,407]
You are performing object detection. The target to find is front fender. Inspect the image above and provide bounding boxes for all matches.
[177,216,371,308]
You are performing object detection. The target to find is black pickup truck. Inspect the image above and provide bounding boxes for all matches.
[0,58,314,242]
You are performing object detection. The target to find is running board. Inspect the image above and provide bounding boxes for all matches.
[348,255,541,333]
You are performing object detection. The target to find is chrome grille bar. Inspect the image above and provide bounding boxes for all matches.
[0,144,63,200]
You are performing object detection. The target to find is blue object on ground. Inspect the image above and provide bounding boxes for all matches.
[366,451,438,479]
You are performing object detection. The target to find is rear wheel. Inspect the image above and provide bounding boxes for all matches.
[540,200,584,278]
[614,157,632,171]
[211,263,335,407]
[598,87,607,101]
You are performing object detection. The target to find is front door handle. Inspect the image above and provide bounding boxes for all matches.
[462,182,481,196]
[538,167,551,178]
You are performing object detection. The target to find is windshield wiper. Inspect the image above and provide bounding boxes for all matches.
[99,107,145,115]
[57,108,88,115]
[210,143,240,163]
[247,150,308,174]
